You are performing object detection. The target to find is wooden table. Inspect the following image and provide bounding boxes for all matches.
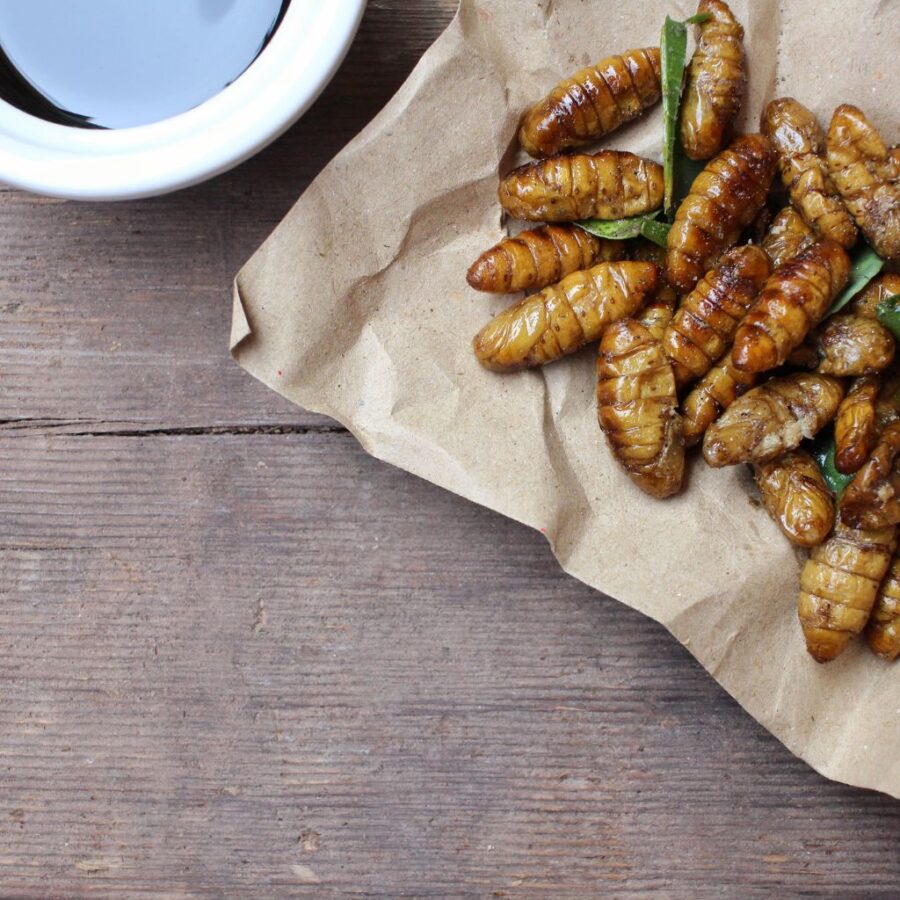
[1,2,898,895]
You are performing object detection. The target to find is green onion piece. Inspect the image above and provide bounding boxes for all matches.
[876,294,900,340]
[811,431,854,497]
[825,244,885,317]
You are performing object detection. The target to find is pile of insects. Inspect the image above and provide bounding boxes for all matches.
[466,0,900,664]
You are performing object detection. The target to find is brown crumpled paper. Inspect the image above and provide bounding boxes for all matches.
[231,0,900,797]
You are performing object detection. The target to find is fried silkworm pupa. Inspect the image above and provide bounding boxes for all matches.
[761,206,817,270]
[680,0,746,161]
[867,554,900,661]
[754,450,834,547]
[798,521,897,663]
[815,314,895,376]
[834,376,881,475]
[519,48,662,158]
[663,244,771,387]
[597,319,684,498]
[473,261,660,372]
[848,273,900,320]
[466,225,625,293]
[702,373,844,467]
[826,104,900,260]
[498,151,664,223]
[732,239,851,374]
[666,134,777,293]
[839,421,900,530]
[637,282,678,342]
[761,98,858,248]
[681,349,758,447]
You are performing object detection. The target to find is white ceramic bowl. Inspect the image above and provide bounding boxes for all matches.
[0,0,367,200]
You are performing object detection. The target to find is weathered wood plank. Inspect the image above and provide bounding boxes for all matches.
[1,431,898,897]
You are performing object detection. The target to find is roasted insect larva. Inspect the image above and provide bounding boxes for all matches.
[848,273,900,320]
[826,104,900,260]
[815,314,895,376]
[702,373,844,467]
[662,244,771,386]
[761,206,817,270]
[680,0,745,161]
[732,240,851,373]
[798,522,897,663]
[473,261,660,372]
[834,376,881,475]
[761,98,857,248]
[519,48,662,158]
[839,421,900,530]
[754,450,834,547]
[466,225,625,293]
[498,151,664,223]
[666,134,777,293]
[637,283,678,342]
[681,349,758,447]
[867,555,900,661]
[597,320,684,498]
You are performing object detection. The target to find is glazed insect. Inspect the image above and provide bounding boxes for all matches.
[666,134,777,293]
[761,98,857,248]
[815,315,895,376]
[466,225,625,293]
[519,48,662,158]
[702,373,844,467]
[662,244,770,387]
[867,554,900,661]
[597,319,684,498]
[680,0,746,160]
[834,376,881,475]
[798,522,897,663]
[754,450,834,547]
[681,349,758,447]
[848,273,900,320]
[498,151,665,223]
[472,261,660,372]
[731,240,851,374]
[839,421,900,530]
[826,104,900,260]
[761,206,817,270]
[637,283,678,342]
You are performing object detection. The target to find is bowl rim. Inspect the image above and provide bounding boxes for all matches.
[0,0,368,200]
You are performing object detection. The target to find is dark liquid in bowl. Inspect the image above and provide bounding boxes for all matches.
[0,0,290,129]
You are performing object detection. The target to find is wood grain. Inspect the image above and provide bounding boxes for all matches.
[1,1,898,896]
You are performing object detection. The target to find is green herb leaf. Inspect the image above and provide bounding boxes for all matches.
[661,16,688,218]
[876,294,900,340]
[639,218,672,248]
[825,244,885,317]
[575,213,665,242]
[684,11,712,25]
[811,431,854,497]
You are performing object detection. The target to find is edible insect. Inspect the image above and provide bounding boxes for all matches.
[834,376,881,475]
[815,314,895,376]
[839,421,900,530]
[798,521,897,663]
[597,319,685,498]
[761,97,857,248]
[519,48,662,158]
[761,206,818,270]
[666,133,776,293]
[662,244,770,386]
[680,0,746,161]
[848,273,900,320]
[754,450,834,547]
[499,151,665,223]
[473,261,660,372]
[826,104,900,260]
[703,373,845,467]
[466,225,625,293]
[732,239,851,374]
[867,554,900,661]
